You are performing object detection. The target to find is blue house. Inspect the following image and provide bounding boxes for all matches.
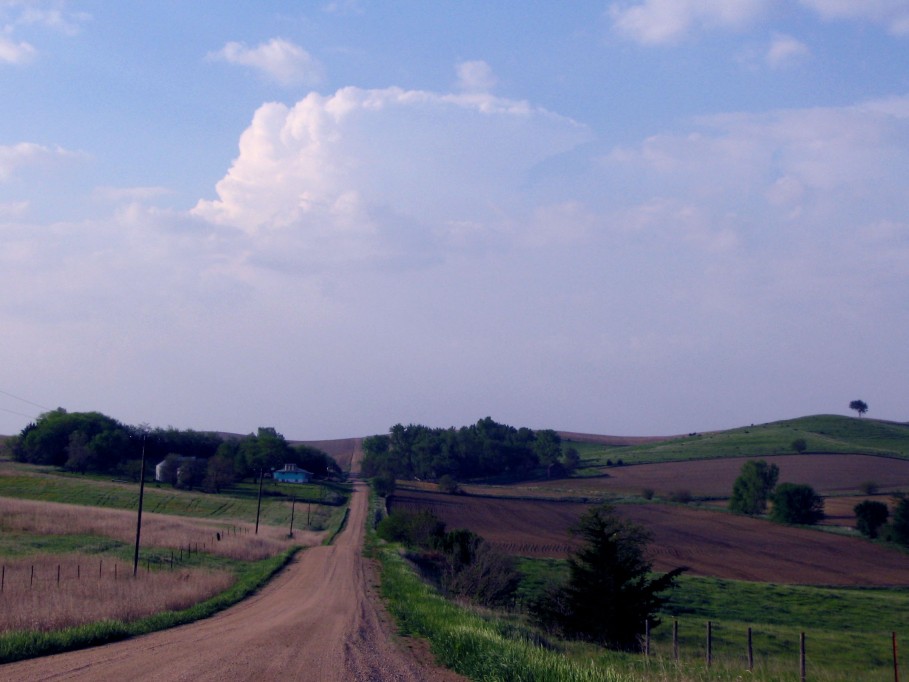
[273,463,312,484]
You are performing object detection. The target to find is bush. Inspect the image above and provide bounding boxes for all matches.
[771,483,824,525]
[437,474,460,494]
[890,498,909,547]
[854,500,889,539]
[641,488,655,500]
[669,489,692,504]
[859,481,879,495]
[376,509,445,547]
[370,470,397,497]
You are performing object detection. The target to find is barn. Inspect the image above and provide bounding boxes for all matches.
[273,463,313,484]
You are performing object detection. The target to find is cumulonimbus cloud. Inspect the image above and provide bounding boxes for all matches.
[192,84,589,265]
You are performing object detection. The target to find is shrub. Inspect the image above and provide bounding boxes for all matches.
[370,470,397,497]
[771,483,824,525]
[669,489,692,504]
[437,474,460,494]
[641,488,655,500]
[854,500,889,539]
[890,498,909,547]
[859,481,879,495]
[376,509,445,547]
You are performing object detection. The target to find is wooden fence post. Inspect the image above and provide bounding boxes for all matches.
[800,632,806,682]
[30,564,34,588]
[706,621,712,668]
[673,620,679,661]
[644,619,651,656]
[1,565,5,592]
[748,626,754,672]
[57,564,60,586]
[894,631,900,682]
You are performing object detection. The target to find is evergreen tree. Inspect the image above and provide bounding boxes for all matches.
[534,504,685,650]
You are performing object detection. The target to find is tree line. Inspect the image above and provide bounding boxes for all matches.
[362,416,579,486]
[6,409,340,490]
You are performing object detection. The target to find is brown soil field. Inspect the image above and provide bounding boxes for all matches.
[390,489,909,586]
[488,454,909,500]
[300,437,364,473]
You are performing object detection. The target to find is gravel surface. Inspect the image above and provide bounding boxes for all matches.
[1,481,462,681]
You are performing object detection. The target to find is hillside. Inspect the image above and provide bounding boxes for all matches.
[563,415,909,467]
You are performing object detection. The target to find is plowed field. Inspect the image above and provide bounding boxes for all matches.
[477,454,909,499]
[390,489,909,586]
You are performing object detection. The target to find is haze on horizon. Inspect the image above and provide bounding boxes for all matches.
[2,2,907,441]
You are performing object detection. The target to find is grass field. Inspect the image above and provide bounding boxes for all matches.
[0,458,350,531]
[0,454,344,663]
[567,415,909,469]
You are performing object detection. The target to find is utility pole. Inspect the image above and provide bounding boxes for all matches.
[133,428,148,577]
[288,494,296,538]
[255,468,264,534]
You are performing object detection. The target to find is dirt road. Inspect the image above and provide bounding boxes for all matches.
[1,481,458,681]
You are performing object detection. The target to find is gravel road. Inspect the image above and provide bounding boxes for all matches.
[1,481,460,681]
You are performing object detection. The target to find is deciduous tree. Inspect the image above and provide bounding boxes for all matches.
[854,500,889,539]
[770,483,824,525]
[729,460,779,515]
[849,400,869,418]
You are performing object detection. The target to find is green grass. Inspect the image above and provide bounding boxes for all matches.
[570,415,909,468]
[508,559,908,680]
[0,464,350,529]
[0,545,298,664]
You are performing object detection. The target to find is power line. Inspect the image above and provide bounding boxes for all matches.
[0,405,36,420]
[0,388,50,411]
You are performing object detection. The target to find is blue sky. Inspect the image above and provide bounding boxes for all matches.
[2,1,908,439]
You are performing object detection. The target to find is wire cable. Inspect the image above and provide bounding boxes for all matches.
[0,388,50,411]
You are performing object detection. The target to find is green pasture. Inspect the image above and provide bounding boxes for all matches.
[0,461,349,530]
[381,549,909,680]
[569,415,909,468]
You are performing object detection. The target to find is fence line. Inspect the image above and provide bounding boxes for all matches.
[644,619,902,681]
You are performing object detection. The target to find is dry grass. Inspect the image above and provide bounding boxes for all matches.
[0,553,234,633]
[0,497,321,561]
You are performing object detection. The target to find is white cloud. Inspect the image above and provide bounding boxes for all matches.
[208,38,324,87]
[0,142,71,180]
[608,0,768,44]
[455,60,497,92]
[0,33,34,63]
[766,32,810,68]
[192,85,589,266]
[799,0,909,36]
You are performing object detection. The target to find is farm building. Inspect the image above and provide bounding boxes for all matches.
[273,463,313,484]
[154,455,198,482]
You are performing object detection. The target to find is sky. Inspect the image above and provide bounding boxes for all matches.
[2,1,908,440]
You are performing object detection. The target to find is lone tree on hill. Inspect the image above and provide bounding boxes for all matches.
[849,400,869,418]
[729,460,779,516]
[531,503,686,651]
[791,438,807,455]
